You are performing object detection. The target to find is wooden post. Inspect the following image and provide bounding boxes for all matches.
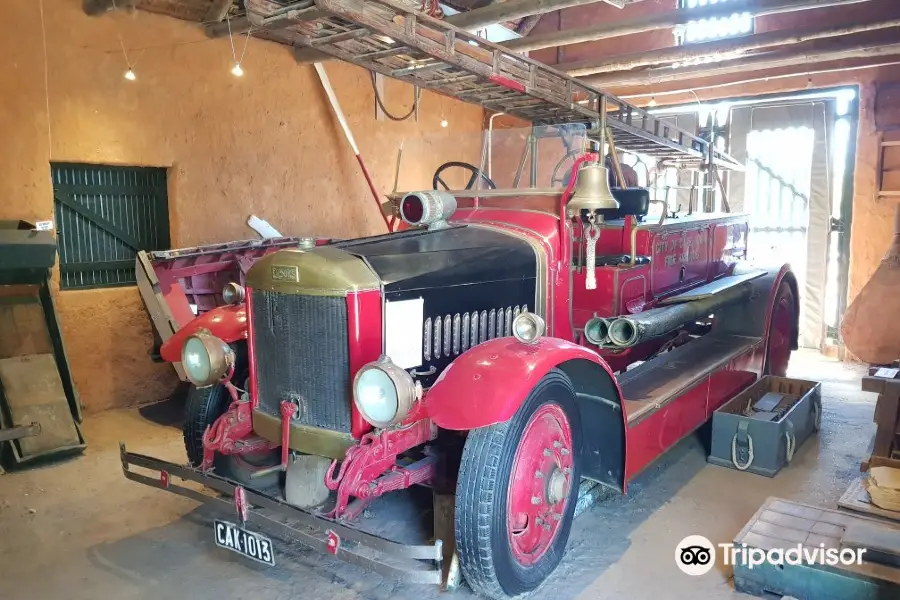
[433,493,461,591]
[560,18,900,76]
[202,0,233,23]
[503,0,872,53]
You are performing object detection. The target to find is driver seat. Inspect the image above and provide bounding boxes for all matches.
[603,188,650,222]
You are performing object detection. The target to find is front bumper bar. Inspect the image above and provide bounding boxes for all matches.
[119,443,443,585]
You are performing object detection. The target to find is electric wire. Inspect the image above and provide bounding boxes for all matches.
[370,72,420,121]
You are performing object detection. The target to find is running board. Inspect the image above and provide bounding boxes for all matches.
[657,269,766,305]
[619,333,761,425]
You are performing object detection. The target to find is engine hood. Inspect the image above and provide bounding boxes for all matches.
[334,224,536,293]
[245,245,380,296]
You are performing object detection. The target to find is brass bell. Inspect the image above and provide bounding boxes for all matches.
[566,161,620,220]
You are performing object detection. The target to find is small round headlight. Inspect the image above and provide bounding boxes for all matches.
[222,282,246,305]
[353,356,417,428]
[512,312,546,344]
[181,332,234,387]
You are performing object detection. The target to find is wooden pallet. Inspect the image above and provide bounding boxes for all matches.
[734,497,900,599]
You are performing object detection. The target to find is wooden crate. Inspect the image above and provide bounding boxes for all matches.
[708,376,821,477]
[861,375,900,472]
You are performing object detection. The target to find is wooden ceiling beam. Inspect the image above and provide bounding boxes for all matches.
[202,0,233,23]
[503,0,872,53]
[560,17,900,76]
[445,0,606,31]
[611,57,900,103]
[581,39,900,87]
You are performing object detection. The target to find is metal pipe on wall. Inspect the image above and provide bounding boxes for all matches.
[502,0,872,53]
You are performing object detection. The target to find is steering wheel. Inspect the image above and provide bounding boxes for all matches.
[432,162,497,191]
[551,149,581,187]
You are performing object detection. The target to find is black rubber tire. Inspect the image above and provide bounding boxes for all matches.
[763,282,796,377]
[183,381,232,467]
[182,373,280,489]
[455,370,582,600]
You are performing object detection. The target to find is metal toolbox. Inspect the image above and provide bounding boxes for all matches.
[708,376,822,477]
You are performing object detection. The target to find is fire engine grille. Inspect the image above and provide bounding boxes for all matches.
[251,290,352,434]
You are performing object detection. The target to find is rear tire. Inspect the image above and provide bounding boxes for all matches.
[764,282,795,377]
[455,370,581,600]
[182,374,280,489]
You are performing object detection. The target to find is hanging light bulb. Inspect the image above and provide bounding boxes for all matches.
[231,63,244,77]
[647,97,658,108]
[124,68,136,81]
[440,119,449,128]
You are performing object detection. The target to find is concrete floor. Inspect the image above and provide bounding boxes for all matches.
[0,351,875,600]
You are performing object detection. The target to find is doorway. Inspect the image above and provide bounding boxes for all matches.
[646,88,858,352]
[728,90,858,351]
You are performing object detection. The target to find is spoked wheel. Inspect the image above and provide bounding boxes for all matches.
[183,371,280,489]
[764,282,795,377]
[456,370,581,599]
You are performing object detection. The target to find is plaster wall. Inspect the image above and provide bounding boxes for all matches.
[0,0,483,412]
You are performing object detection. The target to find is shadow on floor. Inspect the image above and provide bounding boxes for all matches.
[85,429,708,600]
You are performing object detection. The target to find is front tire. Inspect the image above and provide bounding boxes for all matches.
[455,370,582,599]
[182,377,280,489]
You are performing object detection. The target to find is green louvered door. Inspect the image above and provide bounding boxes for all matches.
[51,163,170,290]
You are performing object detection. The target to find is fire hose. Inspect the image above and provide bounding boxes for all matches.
[595,281,754,348]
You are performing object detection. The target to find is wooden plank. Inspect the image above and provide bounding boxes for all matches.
[0,354,82,459]
[135,252,186,381]
[840,476,900,524]
[54,183,160,196]
[737,497,900,589]
[54,192,143,251]
[202,0,233,22]
[0,303,53,360]
[844,522,900,566]
[873,390,900,457]
[863,375,888,394]
[60,259,135,273]
[38,281,83,422]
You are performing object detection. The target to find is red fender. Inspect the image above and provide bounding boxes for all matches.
[425,336,621,430]
[159,304,248,363]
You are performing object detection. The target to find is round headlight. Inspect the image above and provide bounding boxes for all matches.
[181,332,234,387]
[512,312,546,344]
[222,282,246,305]
[353,356,417,428]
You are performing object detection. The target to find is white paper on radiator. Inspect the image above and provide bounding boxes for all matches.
[385,298,424,369]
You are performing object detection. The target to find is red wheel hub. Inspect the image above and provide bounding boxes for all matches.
[768,293,793,376]
[507,403,574,566]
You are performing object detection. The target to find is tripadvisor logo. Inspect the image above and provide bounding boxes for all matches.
[675,535,867,576]
[675,535,716,576]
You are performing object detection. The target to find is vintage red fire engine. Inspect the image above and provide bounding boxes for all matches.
[122,137,798,598]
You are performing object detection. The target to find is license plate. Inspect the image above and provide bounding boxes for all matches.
[213,520,275,566]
